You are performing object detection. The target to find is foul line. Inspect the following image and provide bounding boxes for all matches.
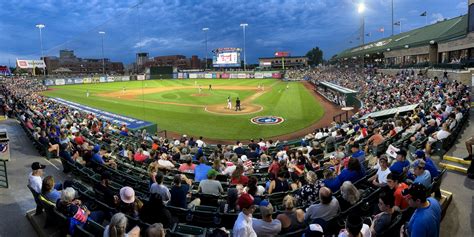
[43,158,60,170]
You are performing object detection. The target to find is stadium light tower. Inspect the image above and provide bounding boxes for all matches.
[35,24,46,76]
[240,23,248,71]
[99,31,106,77]
[202,27,209,70]
[357,2,365,45]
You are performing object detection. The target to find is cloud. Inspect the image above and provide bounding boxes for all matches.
[455,1,467,11]
[431,13,445,24]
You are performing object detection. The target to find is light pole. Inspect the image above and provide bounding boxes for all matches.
[98,31,106,77]
[357,3,365,45]
[35,24,46,76]
[391,0,394,36]
[240,23,248,71]
[202,27,209,70]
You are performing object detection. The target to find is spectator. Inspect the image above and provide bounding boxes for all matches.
[103,212,140,237]
[28,162,46,193]
[338,214,371,237]
[401,183,441,237]
[169,174,191,208]
[179,155,196,173]
[56,187,104,235]
[294,171,321,206]
[93,171,118,208]
[323,168,341,192]
[350,144,365,164]
[276,195,306,234]
[268,169,290,194]
[157,153,175,170]
[198,169,224,195]
[370,191,396,236]
[338,181,361,211]
[305,187,340,222]
[389,150,410,175]
[118,187,142,218]
[414,150,439,178]
[411,159,432,188]
[386,173,409,211]
[140,193,173,228]
[368,155,391,187]
[194,156,212,182]
[233,193,257,237]
[231,164,249,186]
[268,156,281,178]
[146,223,166,237]
[40,175,61,203]
[338,158,365,184]
[252,200,282,236]
[150,171,171,203]
[133,148,148,163]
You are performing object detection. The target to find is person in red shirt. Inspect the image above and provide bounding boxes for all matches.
[386,173,409,211]
[74,132,84,145]
[133,148,148,163]
[268,157,280,178]
[230,164,249,186]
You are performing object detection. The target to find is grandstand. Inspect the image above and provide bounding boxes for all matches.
[1,1,474,237]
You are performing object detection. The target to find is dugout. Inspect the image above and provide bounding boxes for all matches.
[316,81,360,107]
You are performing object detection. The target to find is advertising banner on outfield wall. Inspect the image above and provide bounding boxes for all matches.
[44,80,54,86]
[83,77,92,84]
[263,72,273,78]
[238,73,246,79]
[55,79,65,85]
[74,78,83,84]
[189,73,198,79]
[205,73,212,79]
[107,76,115,82]
[272,73,281,79]
[221,73,230,79]
[230,74,239,78]
[121,76,130,81]
[50,98,155,130]
[99,77,106,83]
[137,75,145,81]
[254,73,264,78]
[65,78,75,85]
[92,77,100,83]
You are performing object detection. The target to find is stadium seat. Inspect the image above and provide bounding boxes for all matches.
[170,223,207,237]
[26,185,43,215]
[276,227,307,237]
[74,225,94,237]
[84,219,105,236]
[377,212,403,237]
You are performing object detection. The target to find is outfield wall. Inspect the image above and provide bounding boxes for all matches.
[42,71,283,86]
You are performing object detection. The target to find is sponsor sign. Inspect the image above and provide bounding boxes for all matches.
[230,74,239,79]
[137,75,145,81]
[44,80,55,86]
[254,73,264,79]
[74,78,84,84]
[275,52,290,57]
[189,73,198,79]
[99,76,106,83]
[221,73,230,79]
[16,59,46,69]
[272,73,281,79]
[205,73,213,79]
[83,77,92,84]
[121,76,130,81]
[65,78,75,85]
[107,76,115,82]
[55,79,65,85]
[50,98,154,130]
[250,116,284,125]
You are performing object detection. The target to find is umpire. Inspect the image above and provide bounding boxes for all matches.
[235,97,241,111]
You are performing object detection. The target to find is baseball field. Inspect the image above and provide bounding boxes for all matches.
[42,79,325,141]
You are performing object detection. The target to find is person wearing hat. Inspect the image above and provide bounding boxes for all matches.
[368,155,391,187]
[389,149,410,175]
[93,171,118,207]
[198,169,223,195]
[233,193,257,237]
[413,150,439,178]
[410,159,431,188]
[28,162,47,193]
[338,214,371,237]
[118,186,142,218]
[400,183,441,237]
[252,200,282,236]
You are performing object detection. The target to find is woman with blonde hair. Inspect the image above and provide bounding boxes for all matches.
[276,195,306,234]
[294,171,321,206]
[338,181,361,211]
[103,212,140,237]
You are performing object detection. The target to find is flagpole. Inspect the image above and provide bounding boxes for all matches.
[425,15,428,26]
[400,20,402,33]
[391,0,394,36]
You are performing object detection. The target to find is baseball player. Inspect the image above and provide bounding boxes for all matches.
[227,96,232,110]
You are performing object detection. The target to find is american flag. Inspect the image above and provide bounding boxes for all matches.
[379,27,385,32]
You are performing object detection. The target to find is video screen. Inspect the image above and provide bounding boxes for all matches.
[213,48,241,67]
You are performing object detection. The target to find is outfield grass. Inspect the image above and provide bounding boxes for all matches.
[42,79,324,140]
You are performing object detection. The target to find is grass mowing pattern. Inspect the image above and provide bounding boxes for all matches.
[42,79,324,140]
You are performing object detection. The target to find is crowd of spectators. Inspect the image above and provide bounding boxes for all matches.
[2,69,469,237]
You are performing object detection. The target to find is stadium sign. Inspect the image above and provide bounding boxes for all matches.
[251,116,284,125]
[16,59,46,69]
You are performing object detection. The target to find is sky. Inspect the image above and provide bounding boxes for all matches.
[0,0,469,66]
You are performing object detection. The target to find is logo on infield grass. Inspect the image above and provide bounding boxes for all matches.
[250,116,284,125]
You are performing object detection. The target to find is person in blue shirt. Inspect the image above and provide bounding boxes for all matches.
[91,145,116,168]
[338,158,365,184]
[413,150,439,178]
[401,183,441,237]
[390,149,410,175]
[194,156,212,182]
[411,159,432,189]
[350,144,366,165]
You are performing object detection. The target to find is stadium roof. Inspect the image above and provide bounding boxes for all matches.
[335,14,468,59]
[319,81,358,94]
[359,103,419,120]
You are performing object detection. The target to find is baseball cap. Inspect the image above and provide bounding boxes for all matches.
[305,223,324,237]
[414,150,425,159]
[412,159,426,168]
[237,193,254,209]
[207,169,219,178]
[402,183,427,199]
[93,145,100,153]
[396,149,407,157]
[120,186,135,204]
[259,200,274,216]
[240,155,248,162]
[31,162,46,170]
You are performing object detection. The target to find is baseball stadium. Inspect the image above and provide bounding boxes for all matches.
[0,0,474,237]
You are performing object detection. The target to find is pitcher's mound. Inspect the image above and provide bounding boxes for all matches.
[191,93,211,97]
[205,104,263,115]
